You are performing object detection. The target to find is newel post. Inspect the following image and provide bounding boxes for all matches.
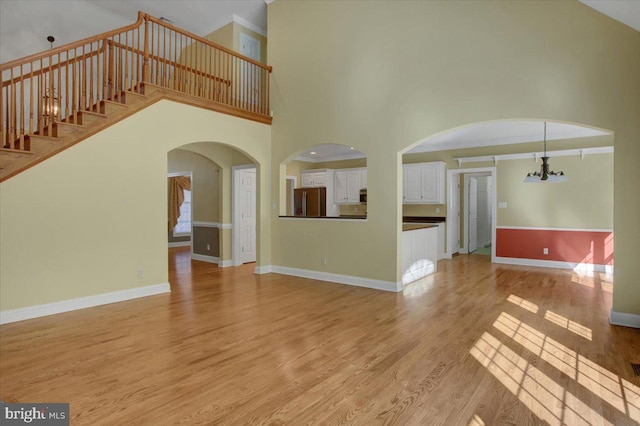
[142,14,150,83]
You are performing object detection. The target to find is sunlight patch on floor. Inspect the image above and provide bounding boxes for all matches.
[545,310,593,341]
[471,331,614,426]
[506,294,539,314]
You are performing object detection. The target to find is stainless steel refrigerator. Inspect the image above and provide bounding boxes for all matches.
[294,187,327,217]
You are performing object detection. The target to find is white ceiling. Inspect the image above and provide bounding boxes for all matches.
[579,0,640,31]
[406,121,611,154]
[296,145,366,163]
[296,121,611,161]
[87,0,267,37]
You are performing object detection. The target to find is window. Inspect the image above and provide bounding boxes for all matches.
[173,189,191,236]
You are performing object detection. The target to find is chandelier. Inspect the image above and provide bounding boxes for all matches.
[523,122,567,183]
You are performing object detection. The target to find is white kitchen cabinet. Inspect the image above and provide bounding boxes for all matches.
[401,226,438,285]
[435,222,445,260]
[334,168,366,204]
[301,169,330,188]
[402,162,445,204]
[299,169,339,216]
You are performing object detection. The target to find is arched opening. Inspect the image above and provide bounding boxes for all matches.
[399,119,614,287]
[167,141,259,285]
[279,144,367,219]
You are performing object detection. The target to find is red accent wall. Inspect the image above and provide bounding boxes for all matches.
[496,228,613,265]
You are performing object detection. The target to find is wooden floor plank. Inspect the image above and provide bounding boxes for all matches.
[1,248,639,425]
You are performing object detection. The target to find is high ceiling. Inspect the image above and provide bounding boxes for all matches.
[88,0,268,36]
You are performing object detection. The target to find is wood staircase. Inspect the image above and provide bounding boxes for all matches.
[0,84,152,180]
[1,12,272,182]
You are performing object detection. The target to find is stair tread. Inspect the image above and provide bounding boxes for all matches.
[1,148,34,155]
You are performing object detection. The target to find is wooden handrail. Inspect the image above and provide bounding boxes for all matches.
[2,42,107,88]
[1,11,272,154]
[107,40,232,86]
[145,14,272,73]
[0,12,145,72]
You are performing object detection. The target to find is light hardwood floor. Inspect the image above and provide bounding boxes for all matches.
[1,247,639,425]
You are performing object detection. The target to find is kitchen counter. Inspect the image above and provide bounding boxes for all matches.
[403,216,446,223]
[279,215,366,219]
[402,223,438,232]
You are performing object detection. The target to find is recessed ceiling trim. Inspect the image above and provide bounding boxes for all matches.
[295,153,366,163]
[406,121,611,155]
[455,146,613,166]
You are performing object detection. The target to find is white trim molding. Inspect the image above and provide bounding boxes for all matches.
[0,283,171,325]
[494,256,613,273]
[191,253,233,267]
[232,14,267,37]
[168,241,191,248]
[254,265,273,274]
[270,266,402,293]
[192,221,232,230]
[454,146,613,166]
[609,310,640,329]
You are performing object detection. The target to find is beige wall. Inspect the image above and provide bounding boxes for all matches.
[268,1,640,315]
[206,22,267,64]
[206,23,234,50]
[168,149,220,222]
[0,100,270,311]
[496,153,613,229]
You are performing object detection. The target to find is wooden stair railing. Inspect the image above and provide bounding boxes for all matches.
[1,11,272,180]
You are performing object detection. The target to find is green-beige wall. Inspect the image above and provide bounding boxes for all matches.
[268,1,639,315]
[0,101,270,311]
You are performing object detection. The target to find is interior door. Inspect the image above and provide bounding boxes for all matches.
[239,168,257,263]
[476,176,493,248]
[451,178,461,254]
[240,33,261,107]
[468,177,478,253]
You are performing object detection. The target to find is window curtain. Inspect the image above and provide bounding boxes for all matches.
[168,176,191,232]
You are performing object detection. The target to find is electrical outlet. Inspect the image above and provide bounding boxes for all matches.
[206,244,211,251]
[137,268,144,278]
[321,257,328,265]
[436,207,440,213]
[543,248,549,255]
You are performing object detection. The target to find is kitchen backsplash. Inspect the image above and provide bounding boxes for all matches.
[340,204,367,216]
[403,204,446,217]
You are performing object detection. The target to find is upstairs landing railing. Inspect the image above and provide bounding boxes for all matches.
[1,12,272,151]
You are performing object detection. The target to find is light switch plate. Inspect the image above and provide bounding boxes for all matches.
[498,202,507,209]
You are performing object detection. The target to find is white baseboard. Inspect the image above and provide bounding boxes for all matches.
[270,266,402,292]
[0,283,171,325]
[610,310,640,329]
[493,256,613,273]
[191,253,219,264]
[254,265,273,274]
[168,241,190,248]
[190,253,233,267]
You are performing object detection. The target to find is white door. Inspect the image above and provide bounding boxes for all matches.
[239,169,256,263]
[451,179,461,254]
[240,33,261,107]
[468,177,478,253]
[476,177,490,248]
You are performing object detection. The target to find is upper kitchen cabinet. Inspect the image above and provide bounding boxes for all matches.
[334,168,366,204]
[403,162,445,204]
[281,144,367,218]
[301,169,331,187]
